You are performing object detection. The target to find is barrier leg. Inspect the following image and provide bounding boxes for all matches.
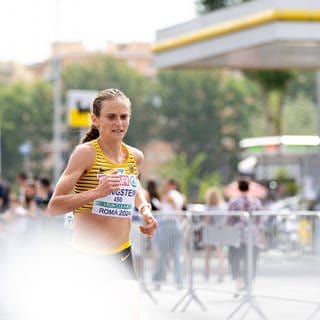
[306,304,320,320]
[171,212,206,312]
[227,295,250,320]
[135,228,157,304]
[141,283,157,304]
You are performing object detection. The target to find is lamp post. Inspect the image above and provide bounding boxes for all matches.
[53,54,62,185]
[53,0,62,185]
[315,70,320,255]
[317,71,320,138]
[0,115,2,176]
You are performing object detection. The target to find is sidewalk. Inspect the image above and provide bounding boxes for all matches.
[140,251,320,320]
[142,285,320,320]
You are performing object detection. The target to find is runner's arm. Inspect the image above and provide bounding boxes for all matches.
[46,144,120,216]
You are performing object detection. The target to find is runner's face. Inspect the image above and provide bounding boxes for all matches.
[95,98,131,140]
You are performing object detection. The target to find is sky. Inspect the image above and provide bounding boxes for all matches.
[0,0,197,65]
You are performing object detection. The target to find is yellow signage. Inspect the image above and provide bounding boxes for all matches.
[67,89,97,128]
[69,109,91,128]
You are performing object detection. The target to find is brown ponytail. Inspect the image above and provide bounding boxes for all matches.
[81,125,99,143]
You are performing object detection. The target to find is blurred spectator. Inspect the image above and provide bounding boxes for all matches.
[227,177,264,297]
[0,176,10,213]
[144,180,162,281]
[129,179,161,280]
[3,195,29,231]
[36,177,53,210]
[152,178,185,289]
[16,172,28,202]
[146,180,161,211]
[22,180,39,218]
[130,209,144,279]
[203,186,226,282]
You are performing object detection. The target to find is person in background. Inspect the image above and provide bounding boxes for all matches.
[145,180,162,281]
[227,177,263,297]
[146,180,161,211]
[16,172,28,203]
[130,180,160,278]
[0,176,10,214]
[21,179,39,219]
[3,195,27,218]
[36,176,60,241]
[203,186,227,282]
[36,177,53,210]
[152,178,185,290]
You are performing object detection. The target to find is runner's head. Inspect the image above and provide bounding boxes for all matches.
[82,88,131,143]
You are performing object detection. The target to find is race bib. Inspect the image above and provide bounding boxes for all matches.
[92,172,138,218]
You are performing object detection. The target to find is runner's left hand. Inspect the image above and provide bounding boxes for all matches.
[139,210,158,238]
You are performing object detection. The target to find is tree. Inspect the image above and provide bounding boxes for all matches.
[198,0,297,136]
[283,95,317,135]
[61,55,160,149]
[61,54,262,186]
[197,0,252,13]
[156,69,259,181]
[244,70,295,135]
[286,71,316,103]
[0,81,53,181]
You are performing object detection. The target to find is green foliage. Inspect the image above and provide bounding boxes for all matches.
[283,95,317,135]
[156,69,260,179]
[284,181,299,197]
[275,167,289,181]
[62,55,145,93]
[62,58,263,187]
[246,71,317,137]
[158,151,223,202]
[0,81,53,181]
[244,70,295,92]
[62,55,159,149]
[1,54,316,190]
[286,71,316,103]
[243,70,296,135]
[61,60,268,185]
[196,0,252,13]
[275,168,299,197]
[156,70,222,163]
[195,0,314,138]
[158,152,207,200]
[197,172,221,202]
[220,72,260,140]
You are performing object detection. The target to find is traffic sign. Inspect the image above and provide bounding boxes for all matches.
[67,90,97,128]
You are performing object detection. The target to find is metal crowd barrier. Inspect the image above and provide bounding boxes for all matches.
[130,209,320,320]
[0,210,319,319]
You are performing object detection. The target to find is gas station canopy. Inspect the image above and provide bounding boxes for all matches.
[152,0,320,70]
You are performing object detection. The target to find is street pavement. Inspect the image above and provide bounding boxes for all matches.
[141,251,320,320]
[142,287,320,320]
[0,239,319,320]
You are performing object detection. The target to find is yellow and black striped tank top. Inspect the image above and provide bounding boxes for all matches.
[73,139,138,213]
